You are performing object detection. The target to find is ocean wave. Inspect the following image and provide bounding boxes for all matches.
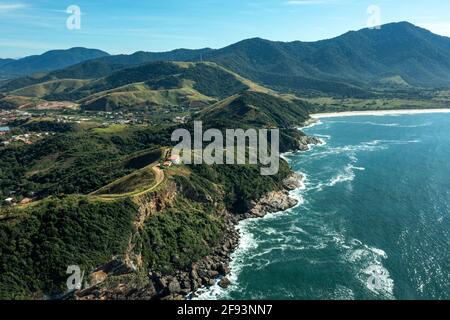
[196,170,309,300]
[194,220,259,300]
[328,286,355,300]
[345,242,395,299]
[303,138,420,168]
[316,227,395,299]
[314,163,360,191]
[328,120,402,127]
[366,139,421,145]
[307,142,387,160]
[288,224,309,235]
[328,170,355,187]
[315,134,332,140]
[326,120,432,128]
[301,120,323,129]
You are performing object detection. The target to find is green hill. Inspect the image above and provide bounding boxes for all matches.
[199,91,309,129]
[195,90,312,153]
[3,62,253,112]
[11,79,90,98]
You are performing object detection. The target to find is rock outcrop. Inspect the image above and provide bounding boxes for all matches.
[283,172,304,191]
[76,173,304,300]
[247,190,299,218]
[297,135,323,151]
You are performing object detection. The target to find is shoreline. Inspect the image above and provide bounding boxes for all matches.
[76,128,321,301]
[311,108,450,118]
[193,172,305,300]
[193,132,322,300]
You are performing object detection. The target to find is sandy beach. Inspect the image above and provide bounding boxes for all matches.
[311,109,450,118]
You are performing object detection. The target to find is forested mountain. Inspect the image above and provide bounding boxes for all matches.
[0,48,109,78]
[2,61,255,111]
[4,22,449,96]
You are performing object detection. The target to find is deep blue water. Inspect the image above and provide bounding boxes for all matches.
[198,113,450,300]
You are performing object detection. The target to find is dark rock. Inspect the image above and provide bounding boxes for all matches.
[181,280,191,289]
[219,278,231,289]
[190,268,199,281]
[167,279,181,294]
[156,277,168,289]
[218,263,230,275]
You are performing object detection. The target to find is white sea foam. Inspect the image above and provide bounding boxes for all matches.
[194,220,259,300]
[311,109,450,118]
[329,286,355,300]
[328,120,402,127]
[316,163,359,190]
[195,170,309,300]
[326,120,433,128]
[328,171,355,187]
[315,134,332,140]
[344,242,395,299]
[197,114,423,300]
[301,119,323,129]
[288,224,309,235]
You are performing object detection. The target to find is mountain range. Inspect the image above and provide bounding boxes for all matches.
[2,22,450,97]
[0,47,109,78]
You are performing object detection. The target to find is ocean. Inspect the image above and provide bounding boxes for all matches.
[197,113,450,300]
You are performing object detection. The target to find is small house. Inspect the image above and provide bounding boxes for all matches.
[4,198,14,205]
[168,155,181,165]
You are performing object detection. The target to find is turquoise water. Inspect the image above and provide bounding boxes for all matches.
[199,113,450,300]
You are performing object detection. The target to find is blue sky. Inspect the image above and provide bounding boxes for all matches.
[1,0,450,58]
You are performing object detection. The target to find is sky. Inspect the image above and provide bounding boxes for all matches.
[1,0,450,58]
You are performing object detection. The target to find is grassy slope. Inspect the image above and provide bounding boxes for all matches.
[11,79,90,98]
[76,62,250,111]
[0,95,44,109]
[79,80,216,111]
[1,61,254,112]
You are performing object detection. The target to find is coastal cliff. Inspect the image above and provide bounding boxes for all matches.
[74,134,319,301]
[75,171,305,300]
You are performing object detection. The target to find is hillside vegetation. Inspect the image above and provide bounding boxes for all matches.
[0,79,311,298]
[5,22,450,97]
[1,62,253,112]
[0,48,109,78]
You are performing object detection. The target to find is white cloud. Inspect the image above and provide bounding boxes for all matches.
[418,22,450,37]
[0,3,27,13]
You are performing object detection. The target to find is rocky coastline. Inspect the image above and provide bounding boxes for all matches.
[76,134,320,301]
[75,172,305,301]
[158,172,305,301]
